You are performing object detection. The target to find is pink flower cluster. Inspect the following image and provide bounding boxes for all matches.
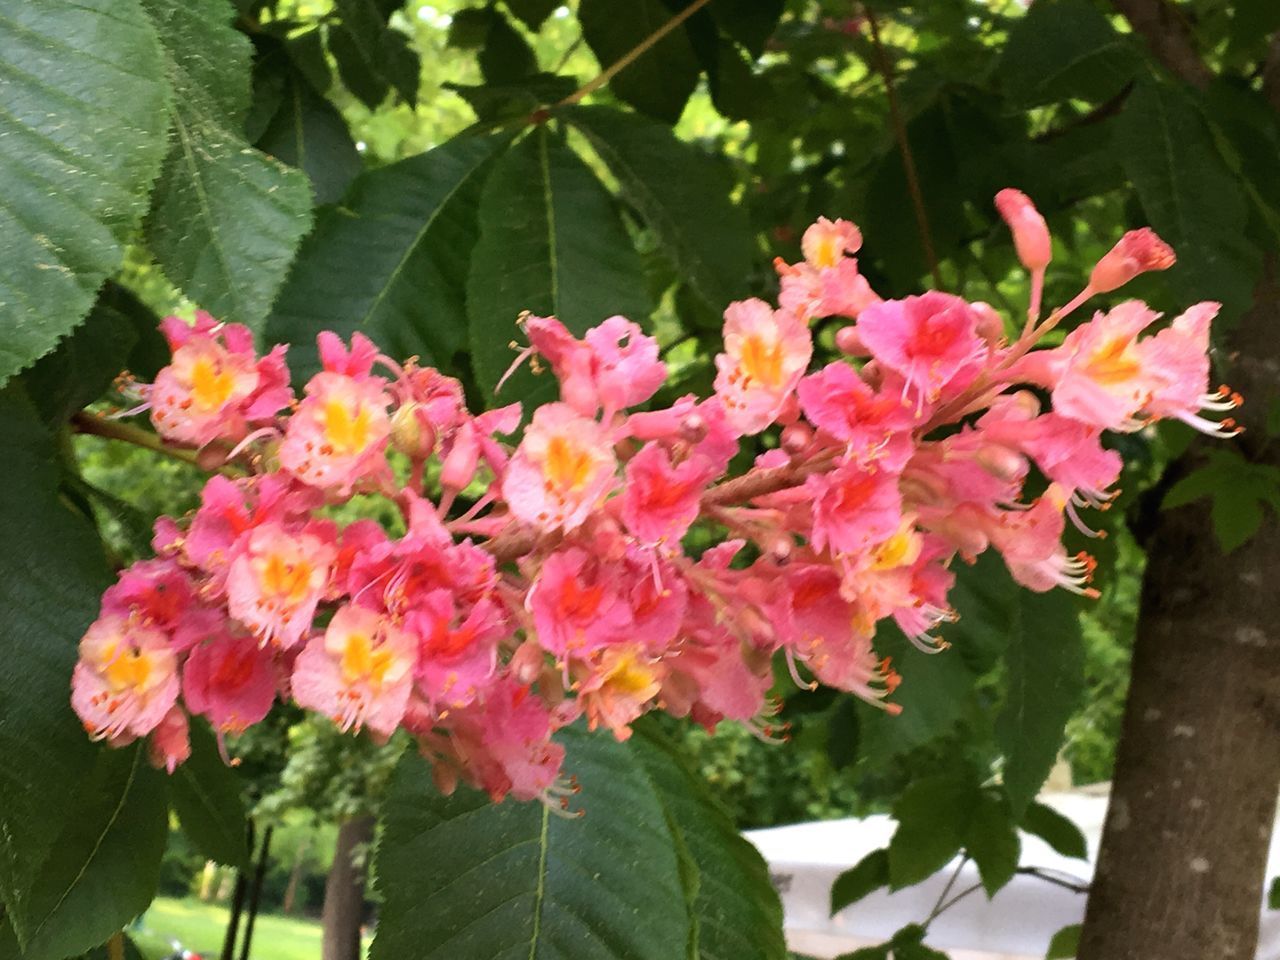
[71,191,1237,804]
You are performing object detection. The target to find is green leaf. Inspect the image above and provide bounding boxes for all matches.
[141,0,314,332]
[254,46,363,206]
[1045,923,1081,959]
[1116,78,1260,317]
[946,552,1019,674]
[965,792,1020,896]
[632,728,787,960]
[1162,450,1280,553]
[830,849,889,914]
[1268,875,1280,910]
[995,0,1139,108]
[268,132,511,382]
[710,0,783,56]
[0,388,111,917]
[479,11,539,85]
[371,727,693,960]
[19,298,138,427]
[505,0,561,31]
[1022,802,1088,860]
[447,74,578,123]
[0,0,171,384]
[578,0,700,123]
[466,126,653,405]
[859,626,977,759]
[331,0,421,107]
[169,720,251,868]
[565,106,753,311]
[887,776,977,889]
[7,746,168,960]
[996,589,1085,815]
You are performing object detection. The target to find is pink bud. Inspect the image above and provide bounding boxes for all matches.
[440,428,479,491]
[994,189,1051,271]
[970,301,1006,346]
[835,325,867,356]
[510,640,546,685]
[781,423,812,453]
[976,445,1026,482]
[1089,228,1176,293]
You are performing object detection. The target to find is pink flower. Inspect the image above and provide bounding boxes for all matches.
[994,189,1051,271]
[1142,302,1240,435]
[150,313,292,447]
[226,522,336,648]
[621,443,716,545]
[279,334,392,494]
[520,315,665,418]
[990,486,1097,596]
[292,605,416,737]
[502,403,617,533]
[148,706,191,773]
[454,678,566,802]
[1090,228,1175,293]
[806,461,903,556]
[409,592,506,709]
[714,299,812,434]
[72,615,180,743]
[182,632,278,732]
[855,293,987,411]
[577,644,664,740]
[584,316,667,416]
[1045,301,1162,431]
[775,564,885,699]
[102,559,222,651]
[798,361,916,467]
[529,547,632,658]
[802,217,863,269]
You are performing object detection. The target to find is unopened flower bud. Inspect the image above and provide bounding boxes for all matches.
[440,428,479,491]
[1006,390,1041,420]
[994,188,1052,271]
[1090,228,1175,293]
[835,325,867,356]
[679,413,707,444]
[510,639,546,685]
[781,423,812,454]
[970,301,1005,346]
[976,444,1026,482]
[431,761,459,797]
[390,402,437,460]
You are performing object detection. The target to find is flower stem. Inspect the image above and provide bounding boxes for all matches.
[554,0,715,109]
[71,411,201,467]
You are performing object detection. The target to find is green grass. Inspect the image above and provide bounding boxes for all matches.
[133,896,368,960]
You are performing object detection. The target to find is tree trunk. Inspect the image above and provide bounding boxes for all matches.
[1078,265,1280,958]
[321,816,374,960]
[282,835,311,915]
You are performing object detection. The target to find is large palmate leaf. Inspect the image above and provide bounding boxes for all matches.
[371,727,693,960]
[578,0,701,123]
[330,0,421,109]
[565,106,753,312]
[996,588,1085,815]
[0,388,112,915]
[995,0,1139,108]
[269,132,511,382]
[5,746,168,960]
[631,729,787,960]
[141,0,313,331]
[252,38,363,206]
[1116,78,1260,318]
[169,720,251,868]
[466,126,652,406]
[0,0,170,384]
